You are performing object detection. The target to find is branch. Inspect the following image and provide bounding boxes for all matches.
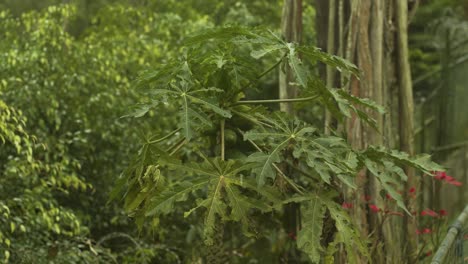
[220,119,225,160]
[408,0,420,25]
[234,95,319,105]
[169,138,187,156]
[97,232,140,248]
[241,52,287,91]
[148,128,181,144]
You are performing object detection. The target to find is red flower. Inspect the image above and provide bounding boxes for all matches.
[342,202,353,209]
[364,195,372,202]
[444,175,454,182]
[434,171,447,180]
[417,228,432,235]
[385,193,393,200]
[433,171,462,186]
[423,228,432,234]
[369,204,380,213]
[421,209,438,217]
[447,181,462,186]
[439,209,448,216]
[426,250,432,256]
[409,187,416,193]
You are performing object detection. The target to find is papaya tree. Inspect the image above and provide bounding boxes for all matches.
[114,27,443,263]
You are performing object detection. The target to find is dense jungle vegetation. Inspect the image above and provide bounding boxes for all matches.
[0,0,467,263]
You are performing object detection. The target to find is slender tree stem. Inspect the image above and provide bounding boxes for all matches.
[324,0,336,136]
[148,128,181,144]
[258,53,288,80]
[241,53,287,91]
[234,95,319,105]
[168,138,187,156]
[286,161,318,182]
[220,119,225,161]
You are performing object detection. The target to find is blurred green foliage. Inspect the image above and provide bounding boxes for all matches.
[0,1,285,262]
[0,0,465,263]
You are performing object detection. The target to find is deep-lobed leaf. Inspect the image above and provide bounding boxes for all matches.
[297,196,326,263]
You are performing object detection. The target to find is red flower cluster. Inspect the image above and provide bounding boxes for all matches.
[439,209,448,216]
[416,228,432,235]
[433,171,463,186]
[421,209,438,217]
[369,204,380,213]
[407,186,417,199]
[342,202,353,209]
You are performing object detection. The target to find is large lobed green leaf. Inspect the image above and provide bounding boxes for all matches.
[297,196,326,263]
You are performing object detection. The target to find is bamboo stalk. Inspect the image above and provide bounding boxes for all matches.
[432,140,468,152]
[395,0,418,259]
[431,205,468,264]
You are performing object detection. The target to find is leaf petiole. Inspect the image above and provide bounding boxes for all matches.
[148,128,182,144]
[234,95,319,105]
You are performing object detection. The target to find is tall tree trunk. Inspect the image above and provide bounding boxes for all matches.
[279,0,302,262]
[324,0,335,135]
[395,0,417,261]
[434,30,452,211]
[367,1,387,262]
[315,0,414,263]
[279,0,302,114]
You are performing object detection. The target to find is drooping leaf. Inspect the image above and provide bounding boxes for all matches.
[336,89,385,114]
[287,43,308,89]
[145,176,211,216]
[293,135,358,188]
[125,165,165,212]
[285,192,368,263]
[250,44,285,59]
[247,150,283,186]
[358,146,444,213]
[299,46,360,77]
[150,158,277,244]
[363,158,409,214]
[184,26,259,46]
[188,94,232,118]
[134,61,231,140]
[323,198,369,261]
[244,113,318,186]
[297,196,326,263]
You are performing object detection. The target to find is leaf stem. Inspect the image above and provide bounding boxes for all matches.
[168,138,187,156]
[220,119,225,161]
[286,161,319,183]
[234,95,319,105]
[148,128,182,144]
[258,53,288,79]
[241,53,287,91]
